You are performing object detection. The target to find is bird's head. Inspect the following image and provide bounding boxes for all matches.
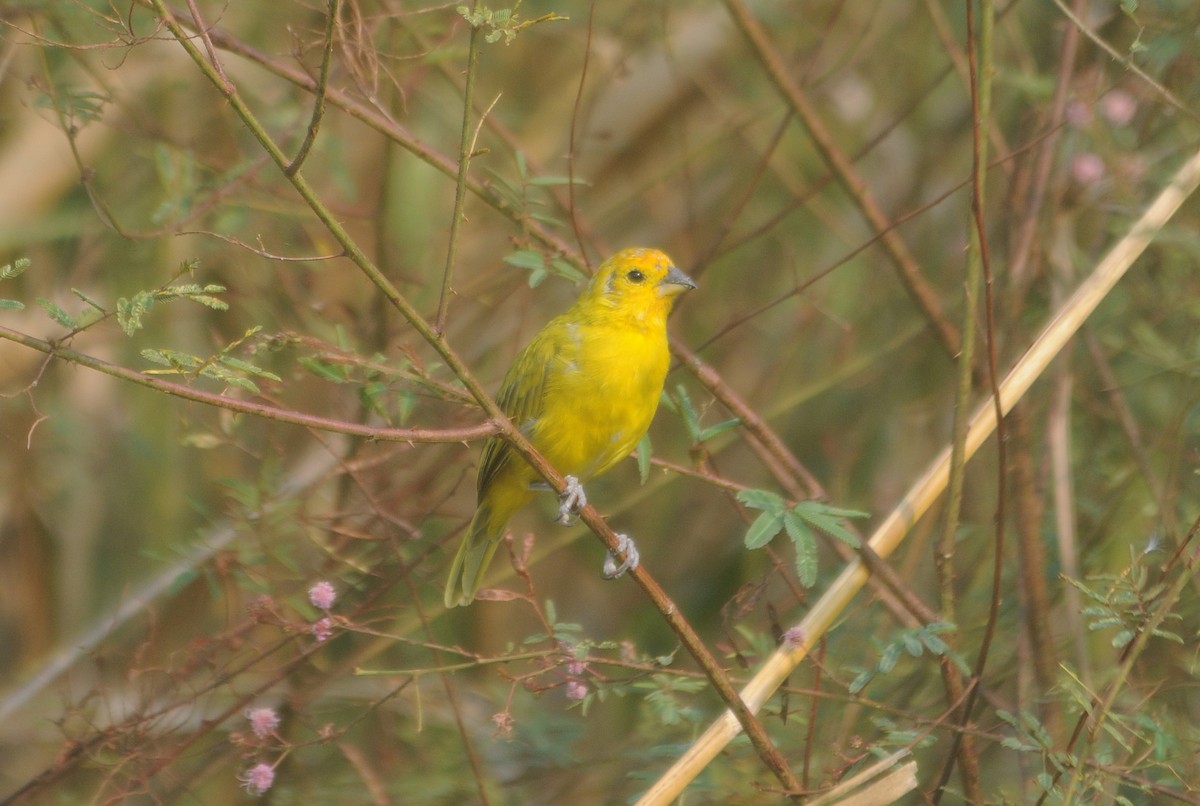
[580,248,696,323]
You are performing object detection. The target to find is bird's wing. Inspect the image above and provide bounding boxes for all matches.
[475,320,568,496]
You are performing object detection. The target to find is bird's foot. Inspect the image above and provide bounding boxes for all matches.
[602,533,640,579]
[556,475,587,526]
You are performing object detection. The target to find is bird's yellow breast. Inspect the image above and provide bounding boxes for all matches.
[530,315,669,481]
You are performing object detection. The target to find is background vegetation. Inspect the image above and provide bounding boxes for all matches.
[1,0,1199,802]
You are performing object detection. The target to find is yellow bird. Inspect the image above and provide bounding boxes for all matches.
[444,248,696,607]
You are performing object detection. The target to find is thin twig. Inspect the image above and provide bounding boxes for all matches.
[436,6,483,333]
[286,0,340,176]
[184,0,232,94]
[566,2,595,266]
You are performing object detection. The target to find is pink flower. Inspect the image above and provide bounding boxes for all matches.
[239,762,275,796]
[1101,89,1136,126]
[245,707,280,738]
[782,626,807,650]
[311,616,334,642]
[308,581,336,611]
[1071,153,1105,185]
[565,681,588,701]
[567,660,587,676]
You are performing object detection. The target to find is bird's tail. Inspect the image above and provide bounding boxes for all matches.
[444,501,507,608]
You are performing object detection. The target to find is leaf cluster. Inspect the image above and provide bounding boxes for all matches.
[737,488,866,586]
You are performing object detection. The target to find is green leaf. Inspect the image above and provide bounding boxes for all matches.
[71,288,106,311]
[781,509,811,543]
[790,519,818,586]
[117,291,153,335]
[791,501,865,547]
[0,299,23,310]
[220,356,281,381]
[878,643,900,674]
[552,622,582,641]
[1151,628,1183,643]
[503,249,547,271]
[848,668,873,694]
[697,418,741,443]
[918,630,952,656]
[0,257,30,280]
[549,257,585,283]
[736,488,786,513]
[743,509,784,550]
[994,709,1017,728]
[670,385,701,440]
[528,175,590,187]
[528,211,564,227]
[298,356,350,383]
[636,432,652,484]
[37,297,77,329]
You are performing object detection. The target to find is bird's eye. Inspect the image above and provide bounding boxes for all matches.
[627,269,645,283]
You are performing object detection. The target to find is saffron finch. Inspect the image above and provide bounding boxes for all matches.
[444,248,696,607]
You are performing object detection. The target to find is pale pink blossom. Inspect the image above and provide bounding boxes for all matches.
[245,707,280,738]
[308,581,336,611]
[1101,89,1136,126]
[239,762,275,796]
[311,616,334,642]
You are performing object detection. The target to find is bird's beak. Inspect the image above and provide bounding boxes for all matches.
[657,265,697,297]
